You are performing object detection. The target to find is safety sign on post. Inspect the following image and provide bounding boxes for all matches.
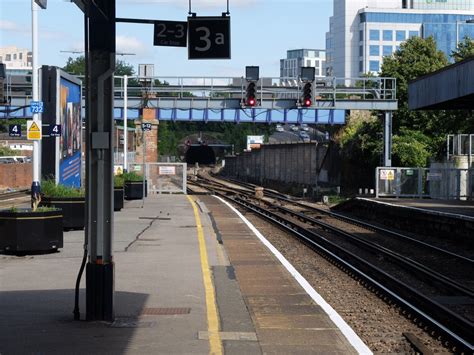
[27,120,42,140]
[380,169,395,181]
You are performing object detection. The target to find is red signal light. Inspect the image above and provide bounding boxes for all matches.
[304,99,312,107]
[248,98,256,106]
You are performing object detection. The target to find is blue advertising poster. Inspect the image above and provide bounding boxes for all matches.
[59,77,81,187]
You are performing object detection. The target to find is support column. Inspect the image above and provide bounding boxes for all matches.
[85,0,116,322]
[383,111,392,167]
[135,108,159,163]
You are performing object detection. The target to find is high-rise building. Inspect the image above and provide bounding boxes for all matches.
[280,49,326,78]
[325,0,474,77]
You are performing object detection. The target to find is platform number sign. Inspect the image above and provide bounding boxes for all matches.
[30,101,44,114]
[9,124,21,137]
[141,122,152,131]
[154,20,187,47]
[188,16,231,60]
[49,124,61,137]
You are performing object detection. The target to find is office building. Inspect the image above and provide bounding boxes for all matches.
[0,46,32,70]
[280,49,326,78]
[325,0,474,77]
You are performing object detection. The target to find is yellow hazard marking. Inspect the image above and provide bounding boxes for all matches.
[29,122,40,131]
[187,196,223,355]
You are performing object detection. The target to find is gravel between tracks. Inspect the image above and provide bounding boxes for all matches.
[238,206,454,354]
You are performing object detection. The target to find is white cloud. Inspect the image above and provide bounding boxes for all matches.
[116,35,150,57]
[0,20,29,35]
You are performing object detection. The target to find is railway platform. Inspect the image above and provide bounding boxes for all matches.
[0,194,368,354]
[334,197,474,246]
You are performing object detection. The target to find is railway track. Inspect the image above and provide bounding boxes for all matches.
[189,174,474,353]
[0,190,30,208]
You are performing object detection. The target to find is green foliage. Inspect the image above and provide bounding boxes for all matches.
[0,146,15,156]
[392,129,432,167]
[122,171,143,182]
[41,180,84,198]
[114,174,124,187]
[379,36,474,161]
[63,56,135,76]
[451,36,474,62]
[8,206,58,213]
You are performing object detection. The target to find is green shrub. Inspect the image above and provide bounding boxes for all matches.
[114,174,124,188]
[122,171,143,182]
[41,180,84,198]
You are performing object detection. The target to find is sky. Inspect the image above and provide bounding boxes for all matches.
[0,0,333,78]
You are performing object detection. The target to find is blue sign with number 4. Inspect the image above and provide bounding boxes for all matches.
[9,124,22,137]
[49,124,61,137]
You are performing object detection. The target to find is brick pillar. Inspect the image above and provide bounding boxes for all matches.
[135,108,159,163]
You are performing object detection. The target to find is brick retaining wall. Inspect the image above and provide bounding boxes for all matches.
[0,163,32,189]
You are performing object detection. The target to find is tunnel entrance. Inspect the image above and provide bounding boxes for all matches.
[185,145,216,165]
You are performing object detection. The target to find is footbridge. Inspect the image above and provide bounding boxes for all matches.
[2,74,397,123]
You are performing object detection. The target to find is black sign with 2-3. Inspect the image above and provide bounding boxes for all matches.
[154,20,187,47]
[188,16,231,60]
[142,123,152,131]
[9,124,21,137]
[49,124,61,137]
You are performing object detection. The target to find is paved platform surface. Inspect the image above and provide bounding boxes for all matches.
[0,194,362,354]
[372,198,474,219]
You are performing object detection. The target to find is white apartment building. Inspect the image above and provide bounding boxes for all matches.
[0,46,32,70]
[326,0,474,77]
[280,49,326,78]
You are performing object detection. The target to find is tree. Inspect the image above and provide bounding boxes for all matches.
[451,36,474,62]
[63,56,135,76]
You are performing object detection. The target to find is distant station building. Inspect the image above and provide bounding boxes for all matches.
[325,0,474,77]
[280,49,326,78]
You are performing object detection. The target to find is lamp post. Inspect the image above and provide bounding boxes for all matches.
[31,0,44,206]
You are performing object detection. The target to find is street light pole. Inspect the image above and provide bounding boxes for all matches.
[31,0,41,205]
[123,75,128,171]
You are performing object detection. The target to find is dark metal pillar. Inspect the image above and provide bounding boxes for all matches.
[383,111,393,167]
[84,0,116,321]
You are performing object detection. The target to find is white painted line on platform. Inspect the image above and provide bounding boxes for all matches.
[214,195,373,355]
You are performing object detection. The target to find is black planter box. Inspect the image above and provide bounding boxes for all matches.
[40,197,85,230]
[114,188,124,211]
[124,180,147,200]
[0,208,63,253]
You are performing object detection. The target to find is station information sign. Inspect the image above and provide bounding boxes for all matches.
[9,124,21,137]
[154,20,187,47]
[141,122,152,131]
[188,16,231,60]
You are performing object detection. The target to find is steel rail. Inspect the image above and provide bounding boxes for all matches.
[274,204,474,297]
[190,177,473,350]
[230,194,474,351]
[216,175,472,264]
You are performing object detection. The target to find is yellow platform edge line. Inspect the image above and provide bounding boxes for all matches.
[187,196,223,355]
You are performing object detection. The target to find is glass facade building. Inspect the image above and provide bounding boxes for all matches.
[325,0,474,77]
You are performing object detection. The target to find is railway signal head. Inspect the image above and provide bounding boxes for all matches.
[301,82,312,107]
[245,81,257,107]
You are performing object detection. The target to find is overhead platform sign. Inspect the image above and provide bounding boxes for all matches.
[27,120,42,140]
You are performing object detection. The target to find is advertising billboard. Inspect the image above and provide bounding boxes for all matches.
[41,66,82,187]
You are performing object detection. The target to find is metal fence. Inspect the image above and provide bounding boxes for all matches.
[127,162,187,194]
[376,167,474,199]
